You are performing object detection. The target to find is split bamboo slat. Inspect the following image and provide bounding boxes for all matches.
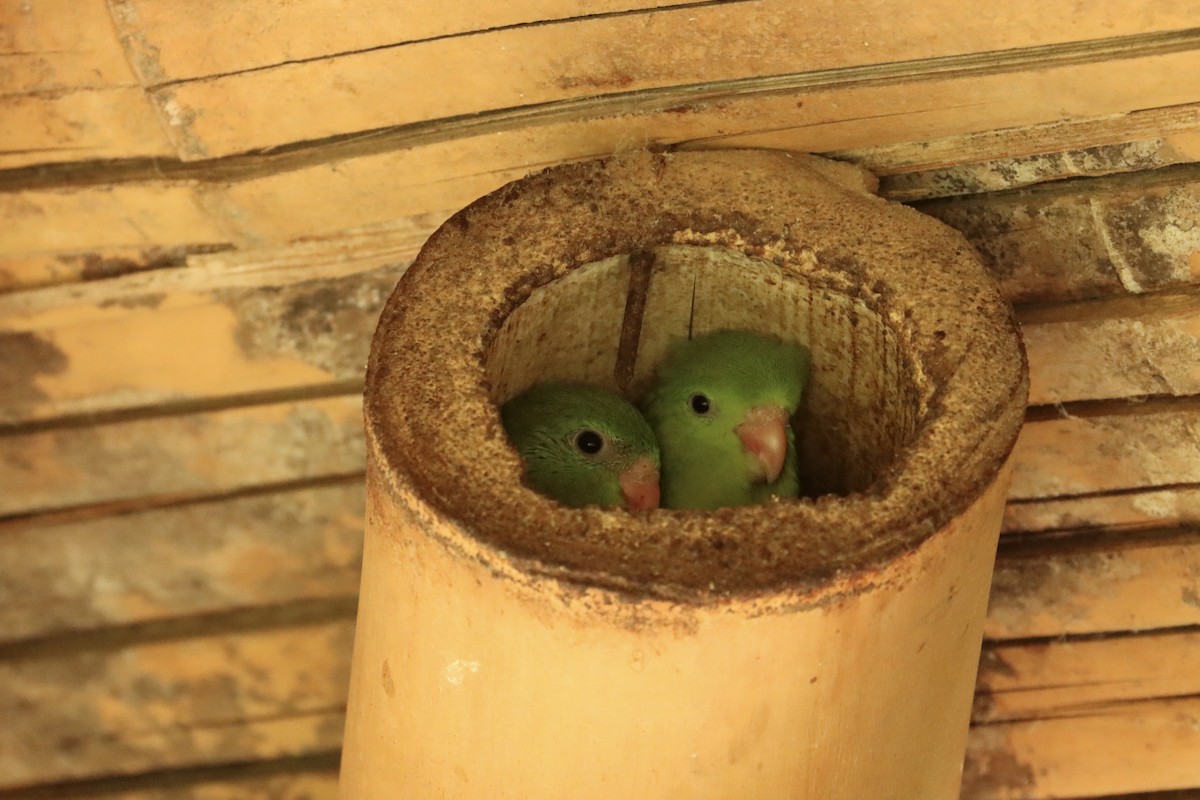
[2,0,1199,797]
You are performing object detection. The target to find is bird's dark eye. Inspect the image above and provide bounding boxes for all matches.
[689,393,711,415]
[574,429,605,455]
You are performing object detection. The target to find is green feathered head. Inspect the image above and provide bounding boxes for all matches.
[501,382,660,510]
[640,329,811,510]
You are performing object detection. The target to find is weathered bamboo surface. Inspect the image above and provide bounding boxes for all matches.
[2,205,1198,425]
[6,0,1195,165]
[2,1,1200,798]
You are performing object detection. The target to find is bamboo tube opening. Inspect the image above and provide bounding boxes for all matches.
[343,149,1029,798]
[363,148,1025,598]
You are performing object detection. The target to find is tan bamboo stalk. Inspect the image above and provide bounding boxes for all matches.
[340,149,1028,799]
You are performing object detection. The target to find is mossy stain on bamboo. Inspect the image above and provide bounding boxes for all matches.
[960,727,1036,796]
[1098,187,1200,290]
[224,270,394,375]
[554,70,635,91]
[0,331,69,410]
[98,291,168,310]
[80,244,234,282]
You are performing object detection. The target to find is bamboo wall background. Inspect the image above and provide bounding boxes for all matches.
[1,1,1199,797]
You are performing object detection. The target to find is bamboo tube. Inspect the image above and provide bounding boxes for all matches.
[340,150,1028,799]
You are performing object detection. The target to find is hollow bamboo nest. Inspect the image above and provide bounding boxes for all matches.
[363,148,1027,604]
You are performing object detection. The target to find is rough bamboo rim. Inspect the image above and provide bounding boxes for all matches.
[364,148,1028,605]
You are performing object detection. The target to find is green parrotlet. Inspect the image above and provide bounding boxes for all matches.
[501,382,661,510]
[640,329,810,510]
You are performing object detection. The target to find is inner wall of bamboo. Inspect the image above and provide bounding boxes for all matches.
[486,245,920,496]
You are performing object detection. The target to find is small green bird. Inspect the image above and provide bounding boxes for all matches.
[640,329,810,510]
[501,382,661,510]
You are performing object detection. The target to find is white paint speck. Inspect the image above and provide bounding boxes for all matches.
[1089,198,1145,293]
[161,98,187,127]
[1131,491,1173,519]
[443,659,481,686]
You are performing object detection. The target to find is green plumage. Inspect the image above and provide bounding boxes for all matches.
[641,329,810,510]
[501,382,660,509]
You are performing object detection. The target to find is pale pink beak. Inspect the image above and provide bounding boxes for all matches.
[619,456,660,511]
[736,406,789,484]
